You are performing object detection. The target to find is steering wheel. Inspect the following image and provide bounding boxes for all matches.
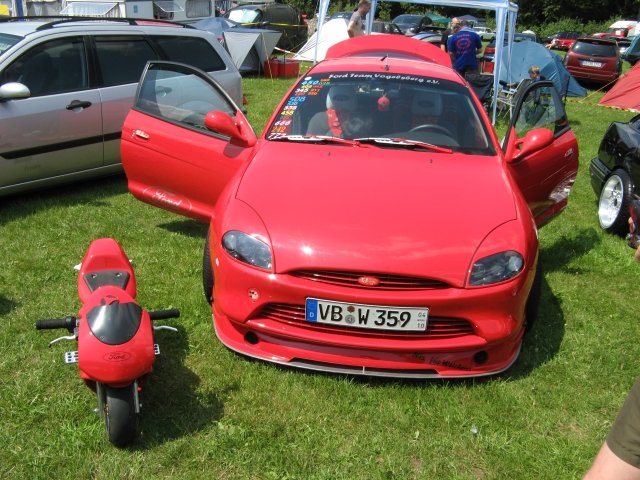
[408,124,454,137]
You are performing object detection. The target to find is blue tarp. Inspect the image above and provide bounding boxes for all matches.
[498,41,587,97]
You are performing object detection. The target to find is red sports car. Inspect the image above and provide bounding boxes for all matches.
[121,35,579,378]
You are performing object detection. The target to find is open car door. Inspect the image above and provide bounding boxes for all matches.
[501,80,579,227]
[121,61,256,222]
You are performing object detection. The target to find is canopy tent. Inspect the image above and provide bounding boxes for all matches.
[425,12,450,25]
[497,41,587,98]
[222,29,282,74]
[294,18,349,62]
[599,62,640,112]
[457,14,480,25]
[315,0,519,122]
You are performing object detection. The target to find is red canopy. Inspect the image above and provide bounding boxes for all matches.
[599,62,640,111]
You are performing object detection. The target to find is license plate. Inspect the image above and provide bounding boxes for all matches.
[581,60,603,68]
[305,298,428,332]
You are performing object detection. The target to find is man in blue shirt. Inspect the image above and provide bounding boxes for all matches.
[447,20,482,76]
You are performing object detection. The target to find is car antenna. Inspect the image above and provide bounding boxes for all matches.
[380,54,390,71]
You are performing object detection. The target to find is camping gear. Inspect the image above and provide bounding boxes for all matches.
[223,29,282,74]
[599,62,640,111]
[497,40,587,97]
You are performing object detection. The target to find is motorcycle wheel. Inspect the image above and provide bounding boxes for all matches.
[104,385,137,447]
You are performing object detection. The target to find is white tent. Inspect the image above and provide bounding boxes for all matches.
[223,29,282,74]
[294,19,349,62]
[315,0,519,122]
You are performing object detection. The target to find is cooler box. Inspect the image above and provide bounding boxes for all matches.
[277,59,300,78]
[263,59,279,77]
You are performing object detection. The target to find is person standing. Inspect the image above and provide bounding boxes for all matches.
[447,19,482,76]
[347,0,371,38]
[441,17,460,52]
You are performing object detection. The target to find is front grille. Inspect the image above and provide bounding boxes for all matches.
[256,303,474,339]
[289,270,450,290]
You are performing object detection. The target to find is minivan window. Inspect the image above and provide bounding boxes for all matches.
[1,37,87,96]
[573,41,616,57]
[0,33,20,56]
[94,36,157,87]
[153,36,226,71]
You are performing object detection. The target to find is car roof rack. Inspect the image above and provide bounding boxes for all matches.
[0,16,194,30]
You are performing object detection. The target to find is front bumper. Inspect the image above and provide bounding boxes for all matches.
[589,156,610,196]
[209,251,535,378]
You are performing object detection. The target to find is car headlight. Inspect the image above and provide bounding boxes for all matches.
[222,230,272,270]
[469,251,524,286]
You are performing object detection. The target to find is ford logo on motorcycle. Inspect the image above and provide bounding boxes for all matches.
[358,276,380,287]
[104,351,132,362]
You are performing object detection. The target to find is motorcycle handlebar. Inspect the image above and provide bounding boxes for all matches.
[35,316,76,331]
[149,309,181,321]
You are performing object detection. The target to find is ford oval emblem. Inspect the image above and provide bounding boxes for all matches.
[358,276,380,287]
[103,351,132,362]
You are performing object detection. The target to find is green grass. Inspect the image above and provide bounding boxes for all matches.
[1,72,639,479]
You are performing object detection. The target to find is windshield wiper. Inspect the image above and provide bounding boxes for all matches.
[268,134,360,146]
[355,137,453,154]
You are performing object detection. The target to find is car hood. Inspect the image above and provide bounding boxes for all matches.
[235,142,518,286]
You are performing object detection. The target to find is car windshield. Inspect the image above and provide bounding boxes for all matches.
[573,41,616,57]
[394,15,420,26]
[0,33,21,57]
[227,7,260,23]
[265,72,495,155]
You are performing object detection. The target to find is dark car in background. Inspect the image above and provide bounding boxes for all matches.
[392,14,431,35]
[564,37,621,87]
[590,114,640,234]
[622,35,640,65]
[224,2,307,51]
[370,21,403,35]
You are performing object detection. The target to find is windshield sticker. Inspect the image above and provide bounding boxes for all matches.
[266,72,440,139]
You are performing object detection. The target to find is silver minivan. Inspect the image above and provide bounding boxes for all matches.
[0,17,243,197]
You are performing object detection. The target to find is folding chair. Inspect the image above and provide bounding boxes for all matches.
[496,78,532,118]
[465,73,494,113]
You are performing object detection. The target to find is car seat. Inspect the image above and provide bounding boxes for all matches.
[306,85,357,137]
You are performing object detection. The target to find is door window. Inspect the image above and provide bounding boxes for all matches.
[94,36,157,87]
[135,62,235,131]
[513,84,567,137]
[1,37,87,96]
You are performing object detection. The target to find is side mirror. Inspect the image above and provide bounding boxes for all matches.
[204,110,256,148]
[507,128,554,163]
[0,82,31,101]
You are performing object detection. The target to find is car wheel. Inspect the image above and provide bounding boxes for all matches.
[524,260,542,334]
[202,227,214,305]
[598,170,633,235]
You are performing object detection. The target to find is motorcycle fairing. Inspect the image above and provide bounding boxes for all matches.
[87,301,142,345]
